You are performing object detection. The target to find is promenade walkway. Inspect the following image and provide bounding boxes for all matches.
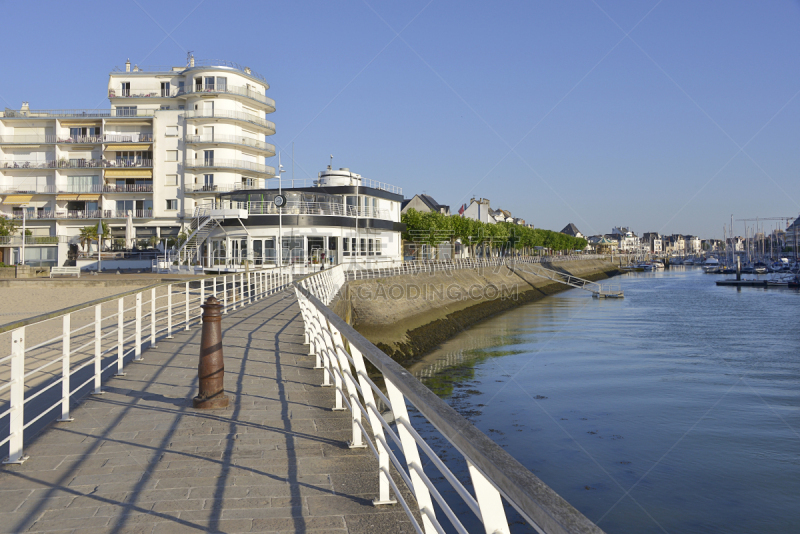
[0,289,414,534]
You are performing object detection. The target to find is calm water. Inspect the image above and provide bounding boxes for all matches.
[413,267,800,533]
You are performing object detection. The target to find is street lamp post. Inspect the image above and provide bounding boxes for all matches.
[20,205,27,265]
[277,154,286,277]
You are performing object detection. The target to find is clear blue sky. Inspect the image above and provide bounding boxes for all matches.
[2,0,799,238]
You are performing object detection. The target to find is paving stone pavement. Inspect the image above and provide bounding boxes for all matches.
[0,289,417,533]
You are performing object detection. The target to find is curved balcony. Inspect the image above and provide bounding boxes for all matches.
[231,200,391,219]
[183,110,275,135]
[184,158,275,176]
[184,134,275,157]
[182,85,275,112]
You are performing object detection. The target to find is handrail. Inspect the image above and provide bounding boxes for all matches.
[0,109,156,118]
[182,85,275,109]
[293,271,604,534]
[183,110,276,133]
[111,59,269,84]
[0,268,293,468]
[183,158,275,175]
[184,134,275,153]
[1,159,153,169]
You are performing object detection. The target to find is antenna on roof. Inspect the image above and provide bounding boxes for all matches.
[187,51,194,66]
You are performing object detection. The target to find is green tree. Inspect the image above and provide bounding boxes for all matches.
[0,216,18,237]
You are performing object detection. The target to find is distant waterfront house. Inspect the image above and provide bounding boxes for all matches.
[401,194,450,216]
[684,235,702,255]
[560,223,584,239]
[785,215,800,250]
[641,232,662,253]
[463,198,496,224]
[611,227,639,252]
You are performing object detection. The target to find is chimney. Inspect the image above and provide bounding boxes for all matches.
[190,54,195,67]
[133,65,139,72]
[20,102,29,113]
[125,59,131,72]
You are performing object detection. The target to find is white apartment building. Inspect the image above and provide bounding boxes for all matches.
[0,56,275,266]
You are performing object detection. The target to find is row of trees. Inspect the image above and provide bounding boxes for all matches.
[401,209,588,257]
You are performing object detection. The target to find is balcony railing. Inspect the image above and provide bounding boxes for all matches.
[183,110,275,133]
[109,88,180,98]
[0,109,156,119]
[183,158,275,175]
[1,159,153,169]
[57,135,103,144]
[215,200,391,219]
[182,85,275,110]
[5,210,153,220]
[264,176,403,196]
[0,235,66,245]
[0,184,152,194]
[184,183,265,193]
[184,134,275,154]
[0,135,57,144]
[111,59,269,84]
[103,133,154,143]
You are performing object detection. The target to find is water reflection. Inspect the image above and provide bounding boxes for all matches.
[414,267,800,533]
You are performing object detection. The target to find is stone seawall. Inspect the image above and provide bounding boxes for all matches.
[334,260,621,365]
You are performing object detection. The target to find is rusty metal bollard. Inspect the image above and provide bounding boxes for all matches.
[193,296,230,409]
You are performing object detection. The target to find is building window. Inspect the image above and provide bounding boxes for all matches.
[203,174,214,191]
[204,150,214,166]
[375,238,382,255]
[160,105,171,110]
[160,82,171,97]
[165,174,178,186]
[178,81,185,95]
[343,237,350,257]
[166,150,178,162]
[217,77,227,92]
[368,239,374,256]
[165,126,178,137]
[360,238,367,256]
[166,199,178,211]
[116,106,137,117]
[121,82,130,97]
[204,76,215,91]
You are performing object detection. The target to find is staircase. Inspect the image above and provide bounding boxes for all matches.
[509,262,623,298]
[175,208,220,266]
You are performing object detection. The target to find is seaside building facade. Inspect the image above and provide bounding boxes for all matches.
[0,56,276,266]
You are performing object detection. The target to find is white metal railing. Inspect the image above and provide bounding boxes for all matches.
[1,159,153,169]
[183,110,276,133]
[0,135,57,144]
[0,109,156,119]
[103,133,154,143]
[182,85,276,109]
[242,200,391,219]
[0,235,66,245]
[294,267,604,534]
[184,134,275,154]
[265,176,403,195]
[0,269,292,465]
[184,159,275,175]
[111,59,269,84]
[4,210,153,220]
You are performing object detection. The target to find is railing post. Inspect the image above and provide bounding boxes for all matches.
[166,284,173,338]
[329,324,365,448]
[134,292,142,361]
[58,314,74,422]
[385,378,437,532]
[115,297,125,376]
[319,316,344,410]
[200,279,205,321]
[240,273,245,306]
[92,304,104,395]
[185,281,191,330]
[467,460,511,534]
[150,288,158,349]
[247,271,252,304]
[348,342,394,505]
[4,328,27,464]
[223,275,228,314]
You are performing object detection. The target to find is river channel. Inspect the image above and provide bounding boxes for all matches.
[409,266,800,533]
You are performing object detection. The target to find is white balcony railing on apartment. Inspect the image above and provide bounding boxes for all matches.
[184,159,275,175]
[1,159,153,169]
[103,134,154,143]
[184,134,275,154]
[0,135,57,144]
[57,135,103,144]
[183,110,276,133]
[0,109,156,119]
[182,85,275,109]
[111,59,270,84]
[0,184,152,194]
[5,210,153,220]
[0,235,67,245]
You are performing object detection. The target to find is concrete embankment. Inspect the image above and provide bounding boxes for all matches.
[334,260,621,365]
